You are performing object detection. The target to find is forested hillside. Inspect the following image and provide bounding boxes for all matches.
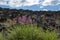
[0,7,60,40]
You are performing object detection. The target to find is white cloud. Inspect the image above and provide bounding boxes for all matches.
[41,0,53,6]
[23,0,40,6]
[42,9,48,11]
[0,0,40,7]
[0,0,8,5]
[40,0,60,7]
[0,0,60,8]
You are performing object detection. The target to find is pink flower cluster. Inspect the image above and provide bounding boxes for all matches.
[17,16,35,24]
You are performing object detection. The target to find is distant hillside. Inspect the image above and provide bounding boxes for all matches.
[0,7,60,17]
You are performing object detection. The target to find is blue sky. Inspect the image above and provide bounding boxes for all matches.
[0,0,60,11]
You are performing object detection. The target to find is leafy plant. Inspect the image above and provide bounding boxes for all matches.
[5,24,58,40]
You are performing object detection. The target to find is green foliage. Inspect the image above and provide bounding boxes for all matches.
[6,24,57,40]
[0,33,3,40]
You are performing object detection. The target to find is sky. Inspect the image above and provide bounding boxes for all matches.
[0,0,60,11]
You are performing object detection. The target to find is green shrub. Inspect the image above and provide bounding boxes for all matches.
[0,32,3,40]
[6,24,58,40]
